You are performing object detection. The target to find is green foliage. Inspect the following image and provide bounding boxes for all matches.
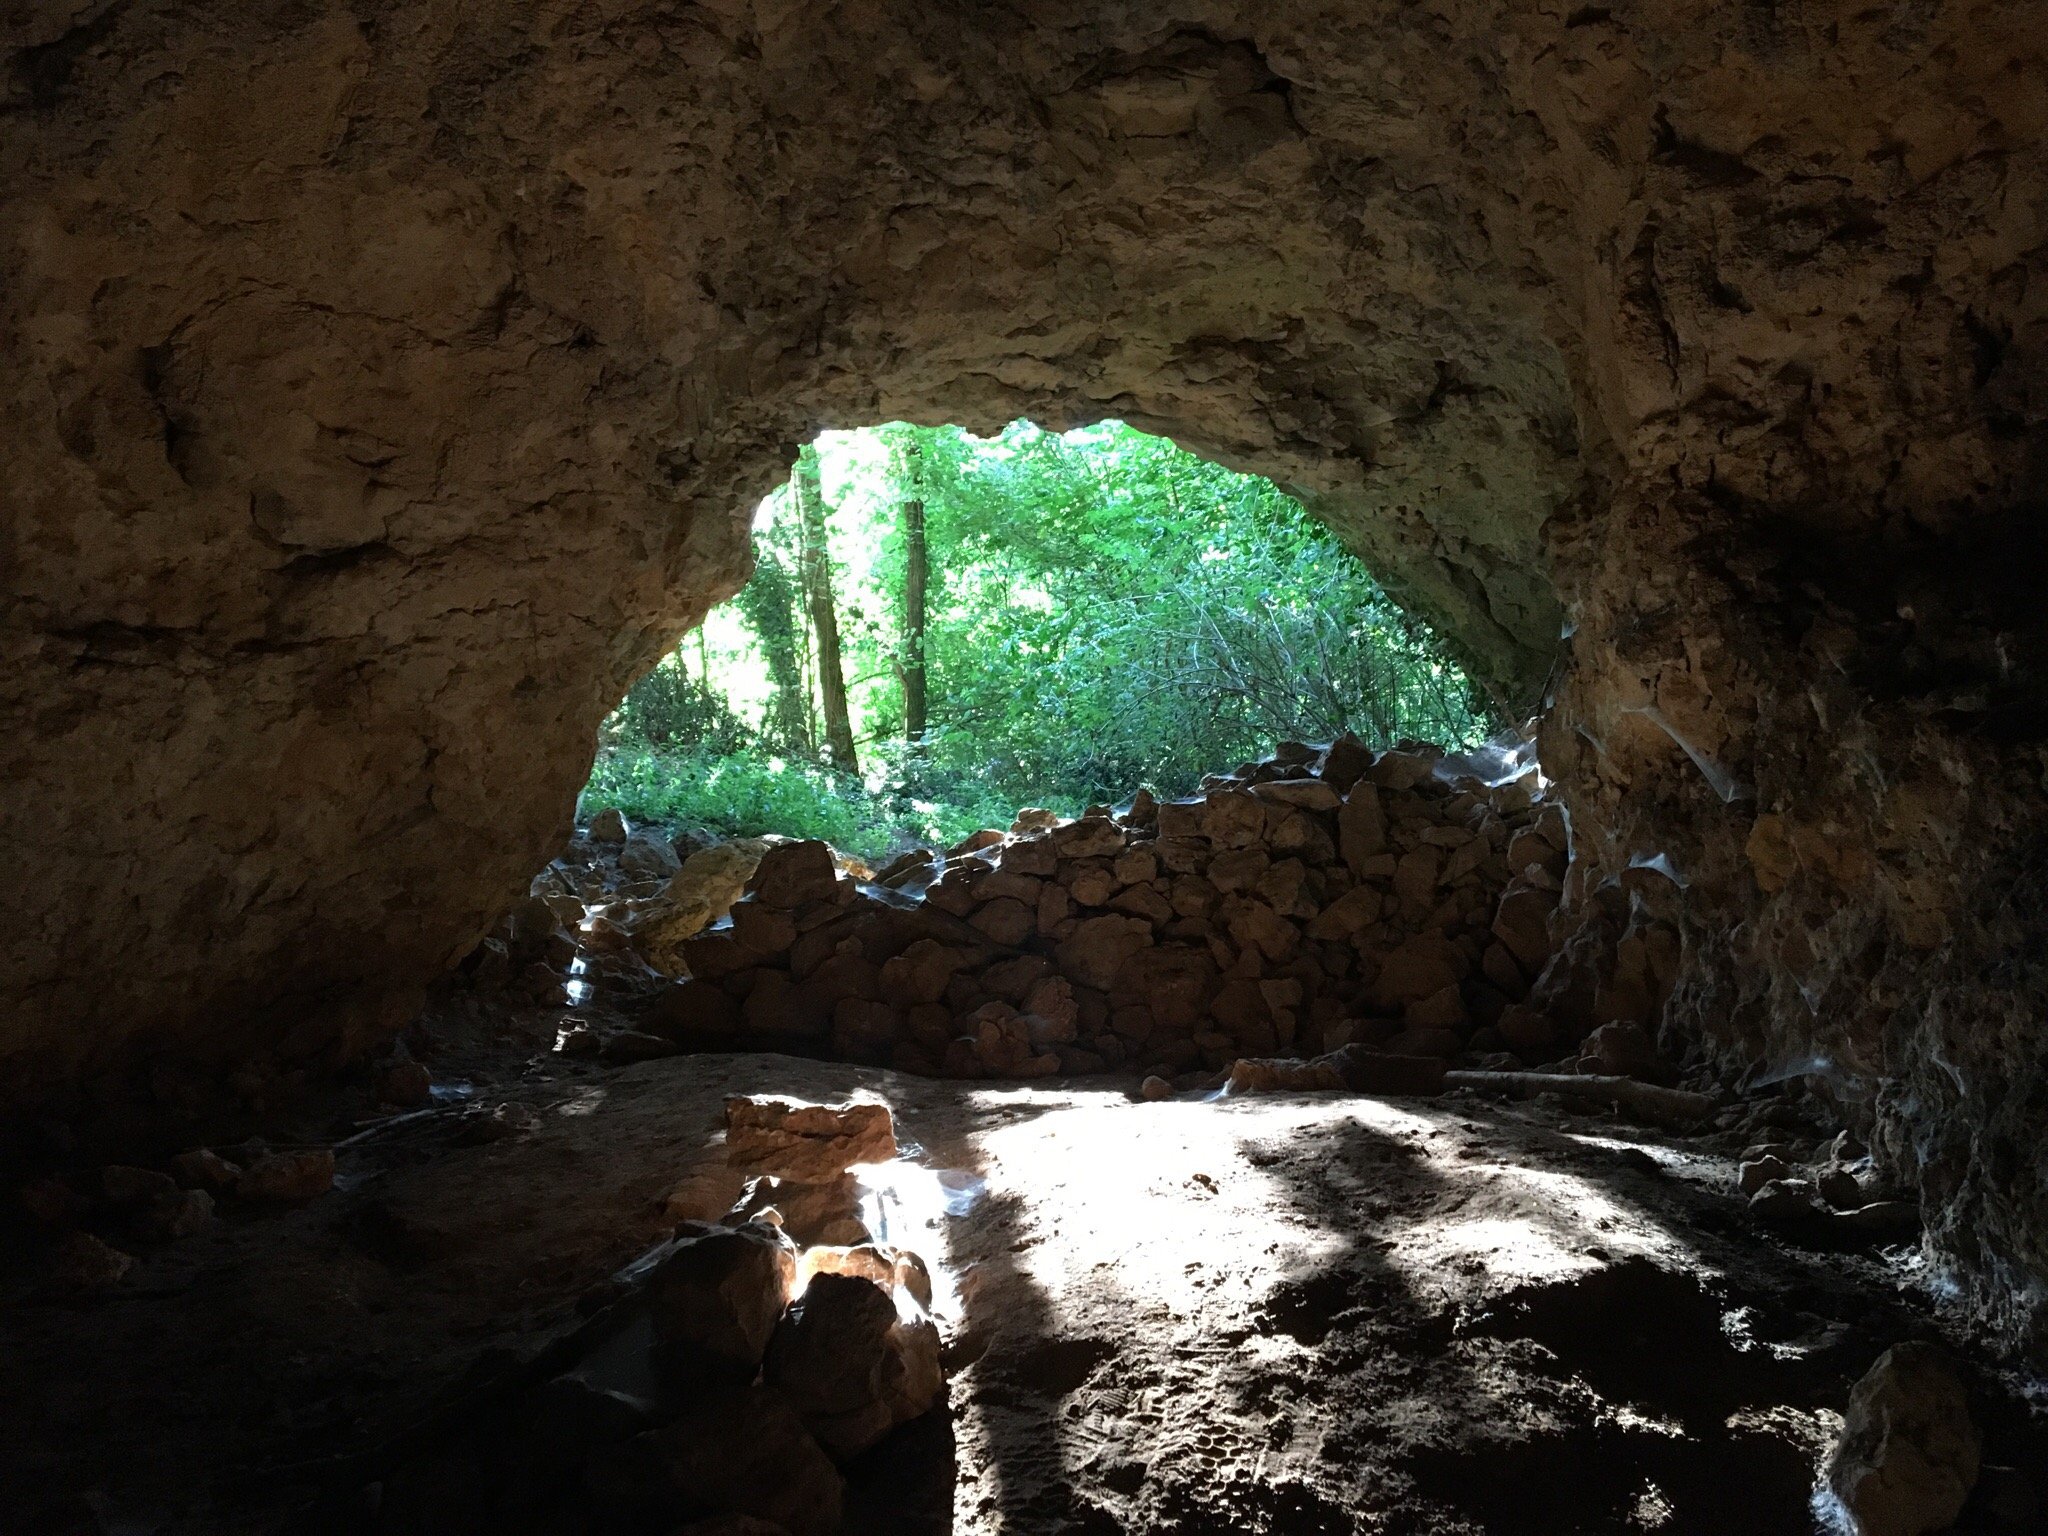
[586,420,1495,852]
[606,654,745,752]
[583,745,1042,865]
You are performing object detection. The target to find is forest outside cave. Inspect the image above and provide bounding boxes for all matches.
[582,421,1494,863]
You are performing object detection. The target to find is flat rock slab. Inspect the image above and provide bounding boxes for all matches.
[726,1096,899,1181]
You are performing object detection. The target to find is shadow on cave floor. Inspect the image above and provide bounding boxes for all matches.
[5,1036,2046,1536]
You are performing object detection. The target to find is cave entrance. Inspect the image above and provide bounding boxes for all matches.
[585,419,1493,866]
[533,417,1533,1073]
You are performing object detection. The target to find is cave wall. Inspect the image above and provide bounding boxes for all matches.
[5,2,2046,1342]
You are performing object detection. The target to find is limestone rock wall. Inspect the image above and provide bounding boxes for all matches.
[5,2,2047,1342]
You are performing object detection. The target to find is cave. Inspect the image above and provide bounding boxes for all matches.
[5,2,2048,1532]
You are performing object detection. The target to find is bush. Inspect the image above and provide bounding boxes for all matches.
[579,745,1065,865]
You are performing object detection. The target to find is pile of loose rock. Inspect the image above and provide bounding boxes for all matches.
[18,1142,337,1289]
[374,1096,941,1536]
[641,737,1680,1087]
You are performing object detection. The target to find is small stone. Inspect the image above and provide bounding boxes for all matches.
[725,1097,897,1181]
[1738,1155,1795,1195]
[1818,1164,1866,1210]
[647,1221,798,1381]
[238,1149,336,1203]
[1140,1074,1173,1101]
[1747,1177,1826,1223]
[376,1057,434,1107]
[52,1230,136,1289]
[1825,1342,1980,1536]
[740,1173,871,1248]
[101,1165,177,1204]
[138,1187,215,1241]
[589,807,629,843]
[557,1022,602,1057]
[170,1149,244,1192]
[601,1030,683,1063]
[18,1176,88,1227]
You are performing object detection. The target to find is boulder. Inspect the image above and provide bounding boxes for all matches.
[1825,1343,1980,1536]
[647,1221,798,1381]
[764,1272,944,1458]
[635,840,775,972]
[589,808,629,843]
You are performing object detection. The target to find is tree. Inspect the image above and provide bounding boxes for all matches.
[896,430,930,751]
[731,515,812,755]
[792,444,860,775]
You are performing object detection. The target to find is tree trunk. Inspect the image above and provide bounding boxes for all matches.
[900,438,929,751]
[793,445,860,775]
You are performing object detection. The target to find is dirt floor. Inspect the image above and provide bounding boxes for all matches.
[4,993,2044,1535]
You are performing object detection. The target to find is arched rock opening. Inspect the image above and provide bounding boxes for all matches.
[5,3,2046,1344]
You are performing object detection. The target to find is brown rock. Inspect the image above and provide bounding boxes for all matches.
[1825,1343,1980,1536]
[1209,848,1270,892]
[877,940,975,1005]
[1339,785,1389,870]
[649,1220,798,1380]
[1318,737,1373,792]
[831,998,901,1062]
[1403,983,1469,1031]
[1065,865,1118,907]
[765,1271,944,1458]
[730,901,800,958]
[1202,790,1267,848]
[1140,1074,1174,1101]
[969,895,1036,946]
[742,971,830,1040]
[741,1174,871,1248]
[101,1165,177,1204]
[138,1187,215,1240]
[726,1097,898,1180]
[602,1029,683,1063]
[1054,914,1155,990]
[1368,750,1437,790]
[1392,848,1442,909]
[652,978,743,1041]
[1366,939,1461,1009]
[636,1386,844,1536]
[18,1176,87,1227]
[748,842,840,909]
[1113,847,1159,885]
[238,1150,335,1203]
[999,835,1059,877]
[52,1231,137,1289]
[1225,899,1299,963]
[1036,880,1074,934]
[1497,1003,1556,1053]
[376,1056,434,1107]
[1329,1046,1449,1096]
[1109,881,1174,925]
[1490,882,1558,970]
[1051,817,1126,859]
[1384,1026,1462,1058]
[1250,778,1342,811]
[1307,883,1382,939]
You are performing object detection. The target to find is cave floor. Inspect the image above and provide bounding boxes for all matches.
[0,1001,2004,1535]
